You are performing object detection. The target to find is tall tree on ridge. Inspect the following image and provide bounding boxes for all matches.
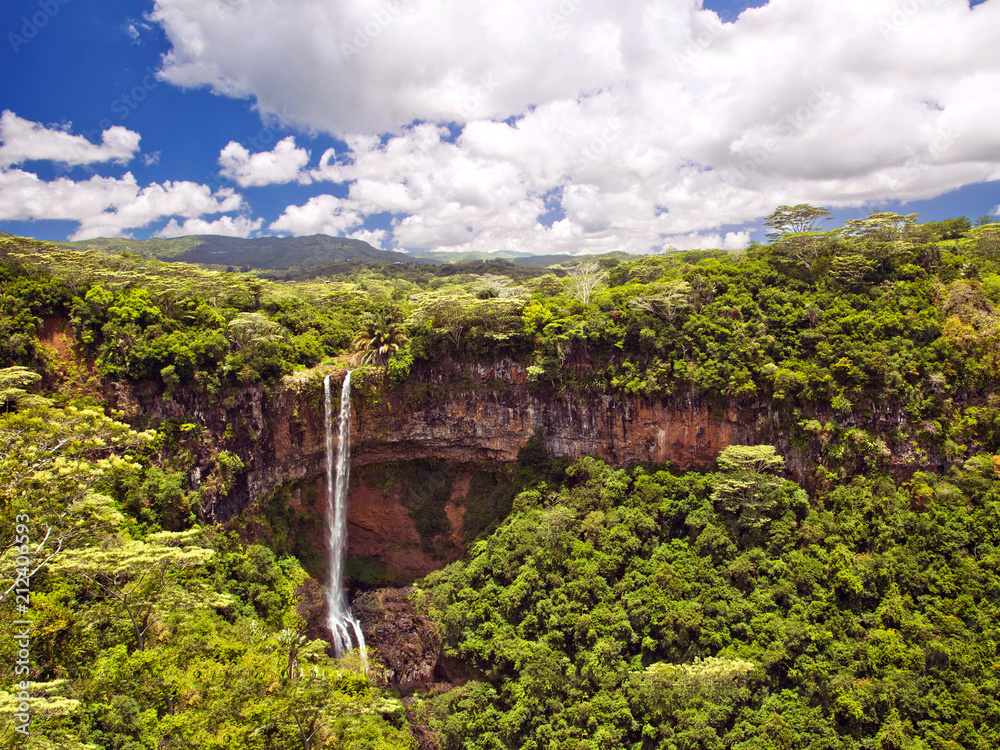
[352,311,409,367]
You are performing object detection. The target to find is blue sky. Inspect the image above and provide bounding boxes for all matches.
[1,0,998,254]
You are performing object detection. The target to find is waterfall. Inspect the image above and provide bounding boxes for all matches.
[324,371,367,668]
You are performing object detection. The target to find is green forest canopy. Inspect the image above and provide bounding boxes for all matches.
[0,206,998,748]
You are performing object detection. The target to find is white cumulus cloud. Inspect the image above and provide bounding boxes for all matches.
[0,111,141,167]
[156,215,264,238]
[269,194,364,236]
[0,167,245,240]
[139,0,1000,253]
[348,228,388,249]
[218,136,312,187]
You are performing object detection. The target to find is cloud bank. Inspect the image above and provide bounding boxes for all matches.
[147,0,1000,254]
[3,1,999,251]
[0,160,246,241]
[0,113,254,241]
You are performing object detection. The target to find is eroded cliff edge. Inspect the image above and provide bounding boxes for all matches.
[116,357,928,582]
[351,361,755,469]
[137,359,756,520]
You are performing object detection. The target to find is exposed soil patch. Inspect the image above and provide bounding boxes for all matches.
[38,316,103,401]
[348,473,447,582]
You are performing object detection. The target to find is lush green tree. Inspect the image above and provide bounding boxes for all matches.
[475,274,526,299]
[419,453,1000,749]
[628,280,692,321]
[0,680,95,749]
[408,290,479,352]
[763,204,832,239]
[0,365,50,412]
[0,405,152,603]
[968,223,1000,258]
[51,530,230,651]
[352,312,410,367]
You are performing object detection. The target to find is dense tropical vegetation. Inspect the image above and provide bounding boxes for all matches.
[417,446,1000,749]
[0,206,999,747]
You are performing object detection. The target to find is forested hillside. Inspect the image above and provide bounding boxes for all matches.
[0,206,999,748]
[417,448,1000,749]
[57,233,415,270]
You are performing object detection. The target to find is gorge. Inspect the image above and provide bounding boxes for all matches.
[135,360,755,583]
[6,221,999,748]
[121,355,947,594]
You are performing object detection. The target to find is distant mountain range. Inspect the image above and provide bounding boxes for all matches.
[408,250,638,267]
[26,232,647,272]
[55,234,421,270]
[408,249,537,262]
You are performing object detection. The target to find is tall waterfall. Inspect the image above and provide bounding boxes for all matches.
[324,371,367,667]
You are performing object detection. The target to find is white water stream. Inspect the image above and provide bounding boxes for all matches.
[324,371,368,667]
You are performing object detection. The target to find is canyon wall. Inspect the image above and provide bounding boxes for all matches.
[230,359,757,518]
[125,358,937,582]
[129,359,760,580]
[350,361,757,470]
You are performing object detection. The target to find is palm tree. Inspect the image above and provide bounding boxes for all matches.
[352,312,409,367]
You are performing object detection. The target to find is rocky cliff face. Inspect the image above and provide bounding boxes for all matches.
[122,359,760,581]
[350,360,756,469]
[353,587,443,692]
[114,358,934,584]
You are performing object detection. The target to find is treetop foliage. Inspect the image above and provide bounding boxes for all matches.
[2,205,1000,747]
[763,204,833,239]
[418,450,1000,749]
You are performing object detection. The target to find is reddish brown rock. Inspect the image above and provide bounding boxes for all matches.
[353,587,443,692]
[347,475,444,581]
[112,360,760,528]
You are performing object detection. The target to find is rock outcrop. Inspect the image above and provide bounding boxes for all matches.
[353,588,443,692]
